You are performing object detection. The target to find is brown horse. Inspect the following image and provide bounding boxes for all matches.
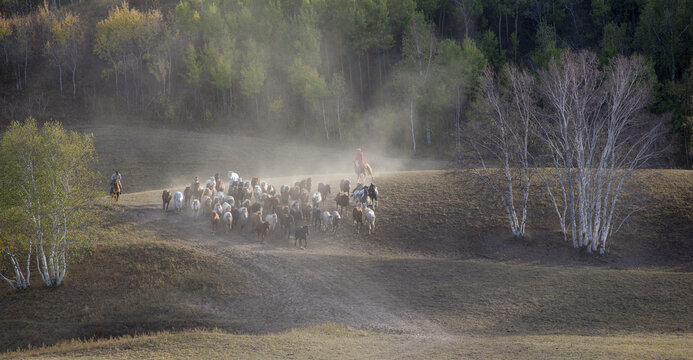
[191,181,203,201]
[110,178,121,202]
[354,161,373,182]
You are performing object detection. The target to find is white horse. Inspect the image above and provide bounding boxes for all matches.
[354,160,373,182]
[228,171,240,185]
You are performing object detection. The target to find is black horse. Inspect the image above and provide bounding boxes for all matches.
[367,183,378,209]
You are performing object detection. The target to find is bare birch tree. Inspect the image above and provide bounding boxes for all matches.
[536,51,664,254]
[469,65,534,238]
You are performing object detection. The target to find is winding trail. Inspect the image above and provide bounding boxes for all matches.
[116,174,453,339]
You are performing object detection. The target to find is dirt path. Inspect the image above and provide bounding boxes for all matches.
[116,181,453,338]
[221,248,449,336]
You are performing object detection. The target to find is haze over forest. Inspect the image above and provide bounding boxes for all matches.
[1,0,692,163]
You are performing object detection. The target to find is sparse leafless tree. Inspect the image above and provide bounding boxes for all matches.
[469,65,534,238]
[23,91,49,118]
[536,51,664,254]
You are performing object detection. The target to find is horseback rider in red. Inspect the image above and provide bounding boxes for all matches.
[356,148,366,170]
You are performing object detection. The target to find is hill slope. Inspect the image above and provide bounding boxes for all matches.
[5,326,693,360]
[1,125,691,358]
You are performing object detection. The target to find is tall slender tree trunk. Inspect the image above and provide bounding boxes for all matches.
[684,126,690,169]
[464,13,469,39]
[336,95,342,141]
[325,41,330,75]
[168,53,173,97]
[266,94,271,121]
[358,54,363,104]
[514,8,518,62]
[498,14,502,52]
[58,64,63,96]
[378,49,383,90]
[426,120,431,145]
[410,97,416,153]
[114,66,118,98]
[255,95,259,123]
[24,49,27,87]
[123,63,129,111]
[322,101,328,140]
[366,50,371,93]
[347,54,353,97]
[72,67,76,97]
[341,51,345,80]
[455,86,460,150]
[567,166,577,247]
[440,6,446,34]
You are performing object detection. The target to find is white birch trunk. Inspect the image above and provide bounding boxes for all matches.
[537,52,662,254]
[426,120,431,145]
[72,66,77,97]
[410,97,416,153]
[322,102,328,140]
[455,87,461,150]
[336,95,342,141]
[472,67,533,239]
[0,251,31,290]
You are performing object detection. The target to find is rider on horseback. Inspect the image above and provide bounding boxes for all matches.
[356,148,366,171]
[111,170,122,183]
[110,170,122,201]
[110,170,122,190]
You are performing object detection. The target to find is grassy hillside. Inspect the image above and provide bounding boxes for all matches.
[80,124,692,269]
[2,170,692,355]
[366,169,693,269]
[4,326,693,359]
[1,125,691,358]
[0,234,254,351]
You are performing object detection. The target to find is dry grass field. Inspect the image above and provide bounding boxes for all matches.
[1,125,691,359]
[6,326,693,359]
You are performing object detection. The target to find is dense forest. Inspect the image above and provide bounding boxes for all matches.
[0,0,691,164]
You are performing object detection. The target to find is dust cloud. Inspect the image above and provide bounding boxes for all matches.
[75,124,446,193]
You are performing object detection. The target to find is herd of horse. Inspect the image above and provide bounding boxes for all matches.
[150,160,377,247]
[107,159,376,247]
[109,159,373,203]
